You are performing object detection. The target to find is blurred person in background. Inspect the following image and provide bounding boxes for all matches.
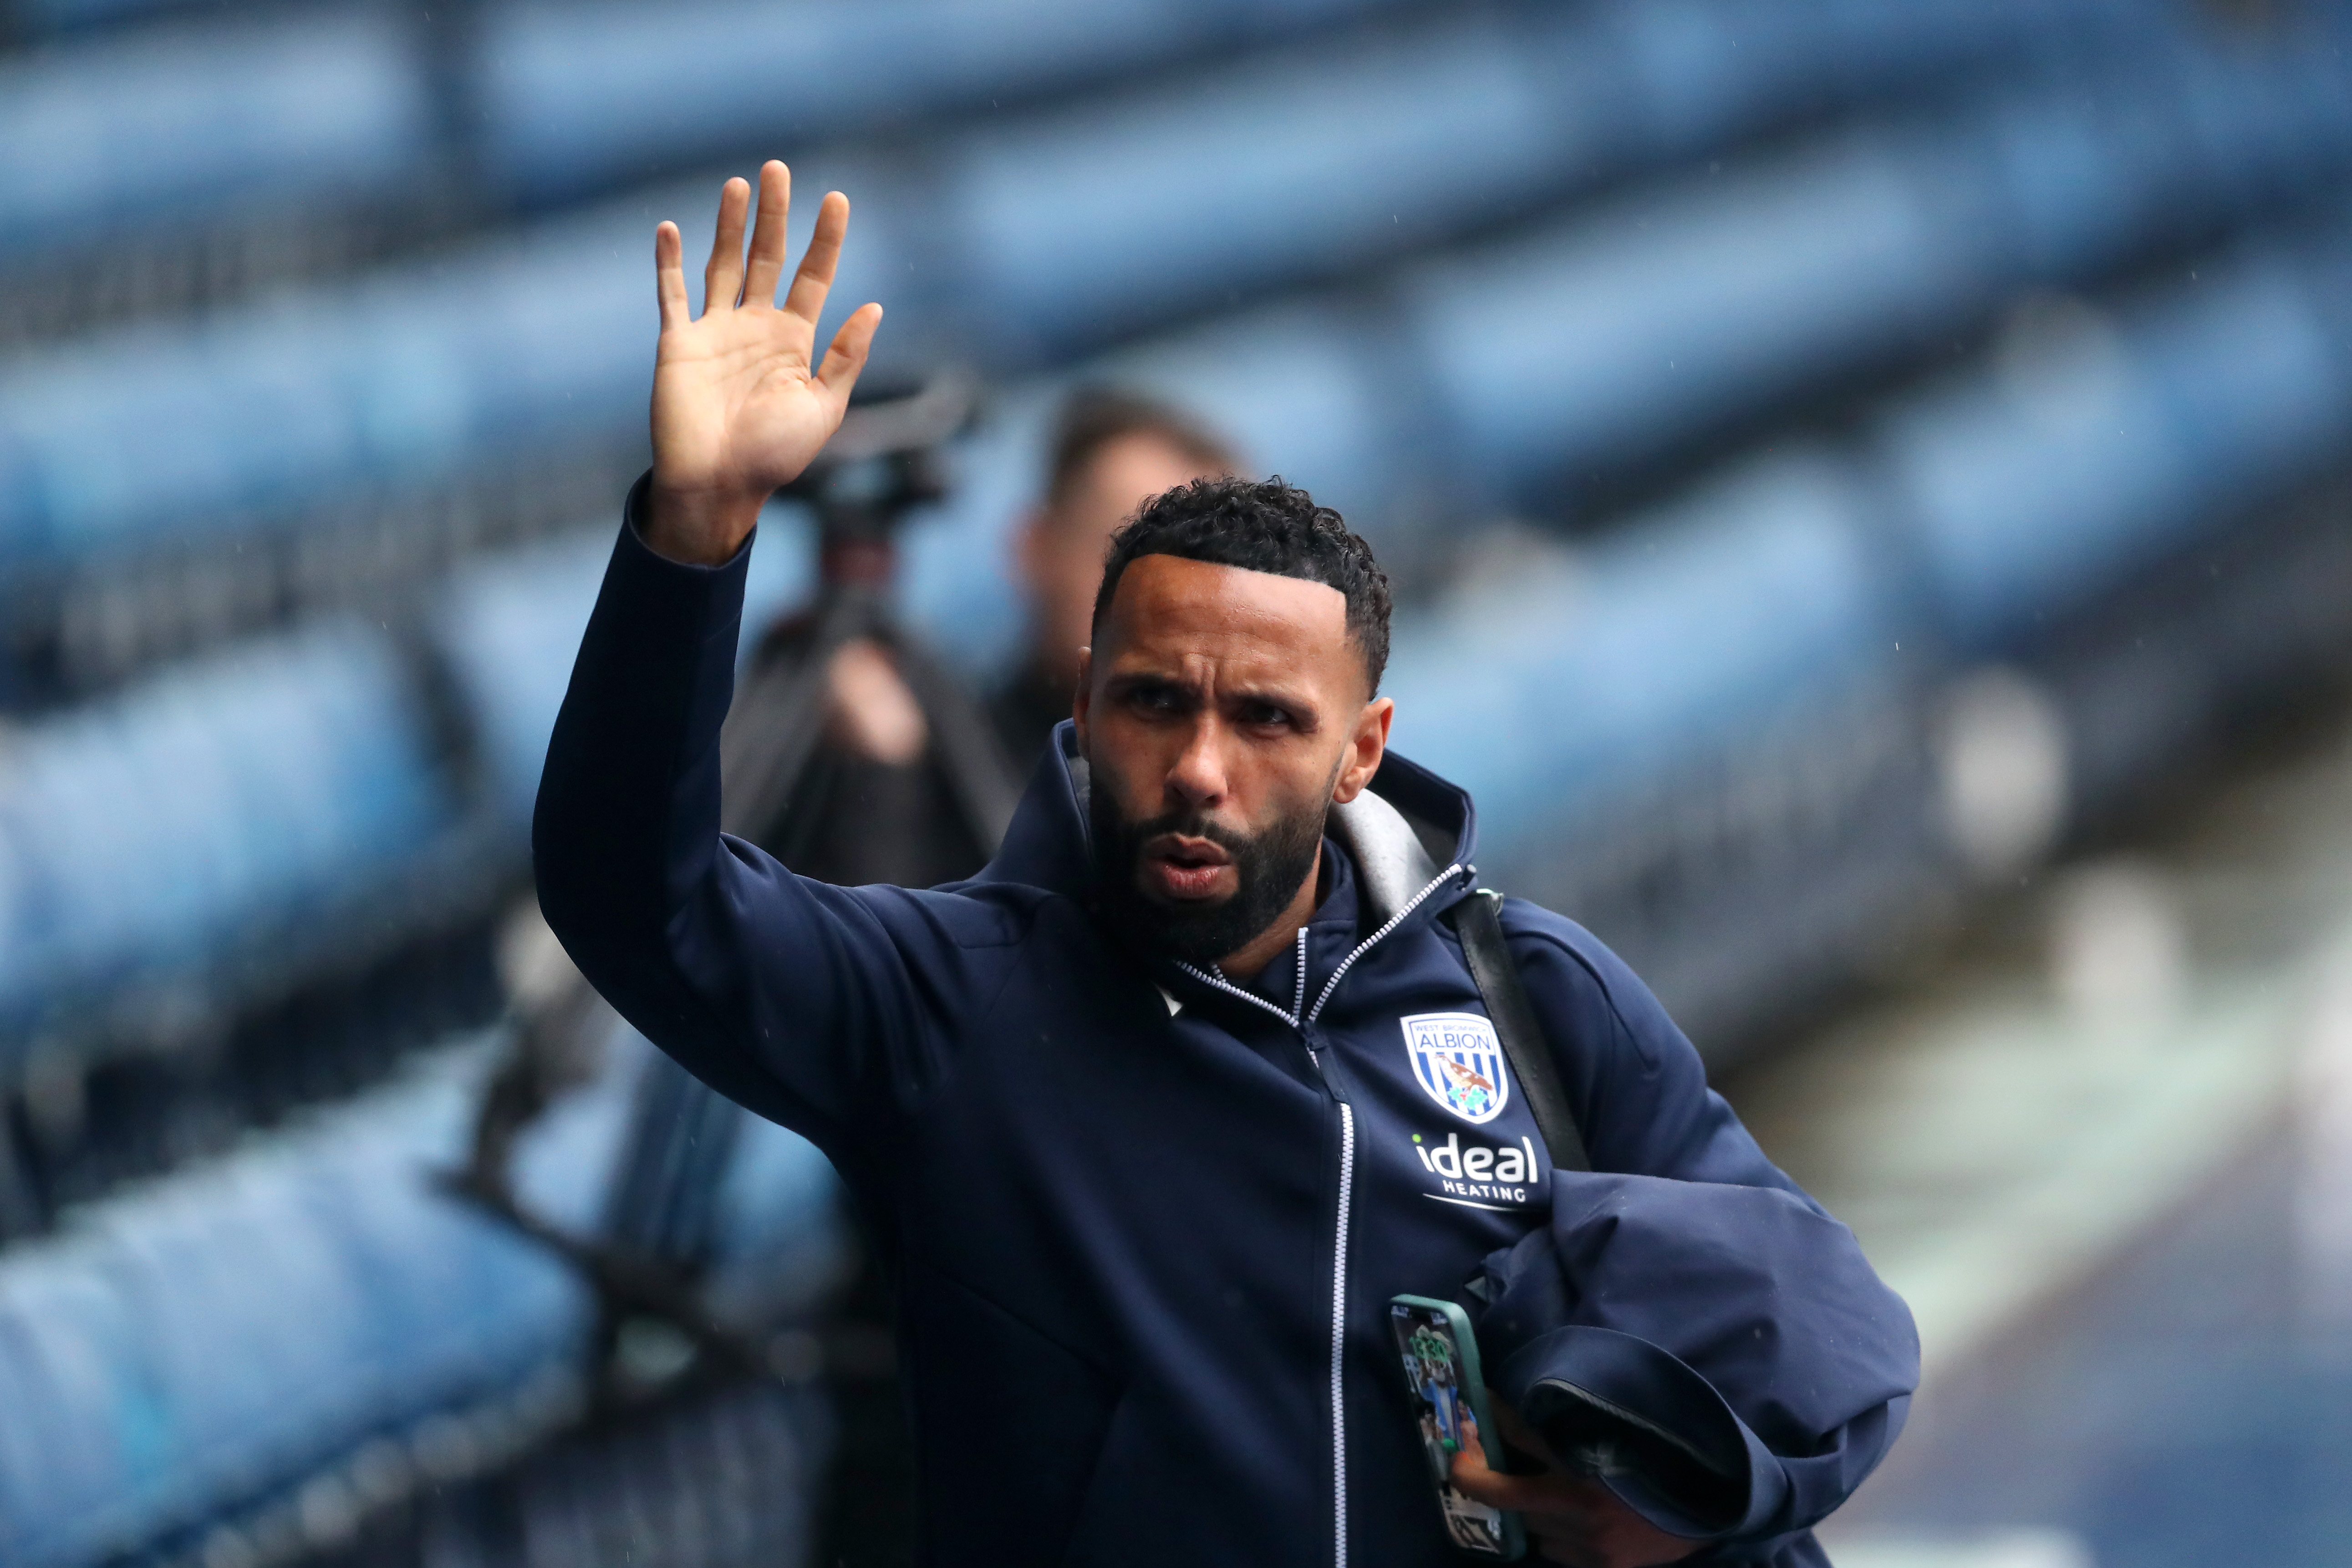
[537,163,1915,1568]
[987,387,1237,764]
[796,387,1231,880]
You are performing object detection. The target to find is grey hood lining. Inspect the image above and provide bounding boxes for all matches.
[1329,788,1446,930]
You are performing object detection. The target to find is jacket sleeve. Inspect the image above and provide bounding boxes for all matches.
[531,485,996,1155]
[1466,1173,1917,1561]
[1488,901,1918,1557]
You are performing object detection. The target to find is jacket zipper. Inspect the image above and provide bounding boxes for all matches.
[1328,1098,1355,1568]
[1175,863,1466,1568]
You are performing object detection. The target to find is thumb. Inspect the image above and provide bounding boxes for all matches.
[816,302,883,399]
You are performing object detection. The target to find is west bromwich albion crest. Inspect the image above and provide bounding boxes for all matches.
[1401,1012,1511,1125]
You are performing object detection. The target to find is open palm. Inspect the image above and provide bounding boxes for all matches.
[646,161,882,564]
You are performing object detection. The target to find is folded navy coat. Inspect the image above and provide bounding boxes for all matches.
[1461,1172,1919,1564]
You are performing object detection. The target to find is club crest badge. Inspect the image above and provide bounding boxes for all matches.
[1401,1012,1510,1125]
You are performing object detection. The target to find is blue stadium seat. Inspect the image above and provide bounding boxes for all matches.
[1877,243,2350,652]
[937,9,1585,364]
[2170,26,2352,222]
[0,0,2193,582]
[10,0,210,33]
[1957,53,2210,283]
[1393,29,2352,514]
[0,169,931,572]
[0,15,434,259]
[0,622,448,1049]
[473,0,1236,201]
[432,510,815,829]
[0,207,646,567]
[1384,451,1896,860]
[1589,0,2133,159]
[1397,132,1990,508]
[0,1032,842,1568]
[920,36,2352,662]
[0,1059,584,1568]
[0,0,2271,585]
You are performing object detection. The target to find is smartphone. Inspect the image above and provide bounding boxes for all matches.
[1389,1294,1527,1559]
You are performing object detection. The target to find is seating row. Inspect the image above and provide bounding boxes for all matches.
[1,0,2133,261]
[1386,224,2352,860]
[0,1028,843,1568]
[0,13,433,260]
[895,49,2352,671]
[0,14,2314,630]
[0,517,811,1075]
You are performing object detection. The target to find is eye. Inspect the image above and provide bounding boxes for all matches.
[1240,700,1293,730]
[1127,683,1183,715]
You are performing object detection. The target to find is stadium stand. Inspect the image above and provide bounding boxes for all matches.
[0,14,435,258]
[5,0,2352,1562]
[0,512,815,1236]
[0,1029,844,1568]
[0,0,2135,322]
[0,0,2171,693]
[1379,219,2352,1038]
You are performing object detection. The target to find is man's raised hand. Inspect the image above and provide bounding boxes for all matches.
[645,161,883,565]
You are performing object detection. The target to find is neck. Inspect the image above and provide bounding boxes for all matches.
[1214,845,1326,983]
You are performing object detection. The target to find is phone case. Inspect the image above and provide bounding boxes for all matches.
[1389,1294,1527,1560]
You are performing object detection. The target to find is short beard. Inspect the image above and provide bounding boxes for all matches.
[1087,774,1329,970]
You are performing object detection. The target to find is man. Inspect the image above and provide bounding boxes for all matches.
[988,387,1237,764]
[536,163,1911,1567]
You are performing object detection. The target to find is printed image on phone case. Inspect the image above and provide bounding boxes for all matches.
[1390,1300,1515,1556]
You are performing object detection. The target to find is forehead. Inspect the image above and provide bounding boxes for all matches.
[1099,554,1355,686]
[1075,430,1216,499]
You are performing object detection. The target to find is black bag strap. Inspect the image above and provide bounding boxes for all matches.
[1444,889,1592,1174]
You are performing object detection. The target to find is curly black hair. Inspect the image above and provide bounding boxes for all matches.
[1089,476,1392,694]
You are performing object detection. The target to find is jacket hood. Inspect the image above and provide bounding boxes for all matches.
[978,720,1479,928]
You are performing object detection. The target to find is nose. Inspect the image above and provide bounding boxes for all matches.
[1165,710,1229,811]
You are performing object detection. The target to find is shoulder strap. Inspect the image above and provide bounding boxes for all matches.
[1443,889,1592,1174]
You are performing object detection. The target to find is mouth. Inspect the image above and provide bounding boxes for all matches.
[1140,834,1236,903]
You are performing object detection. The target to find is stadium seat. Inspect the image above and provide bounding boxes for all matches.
[1384,450,1896,859]
[0,15,434,260]
[0,1033,842,1568]
[1878,242,2350,651]
[0,0,2203,588]
[0,621,448,1052]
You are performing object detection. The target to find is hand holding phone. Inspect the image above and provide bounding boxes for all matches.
[1389,1295,1526,1559]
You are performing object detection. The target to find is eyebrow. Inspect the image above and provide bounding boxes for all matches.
[1103,666,1324,717]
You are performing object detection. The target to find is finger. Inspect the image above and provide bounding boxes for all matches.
[1452,1460,1561,1513]
[1451,1420,1569,1513]
[783,190,850,326]
[654,222,689,331]
[815,301,883,398]
[704,176,751,310]
[740,160,793,309]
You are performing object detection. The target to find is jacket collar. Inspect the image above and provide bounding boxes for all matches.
[977,721,1480,931]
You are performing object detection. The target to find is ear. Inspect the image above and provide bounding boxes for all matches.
[1330,697,1394,805]
[1071,646,1094,749]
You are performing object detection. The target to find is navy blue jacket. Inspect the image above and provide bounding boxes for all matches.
[1464,1174,1918,1563]
[533,509,1914,1567]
